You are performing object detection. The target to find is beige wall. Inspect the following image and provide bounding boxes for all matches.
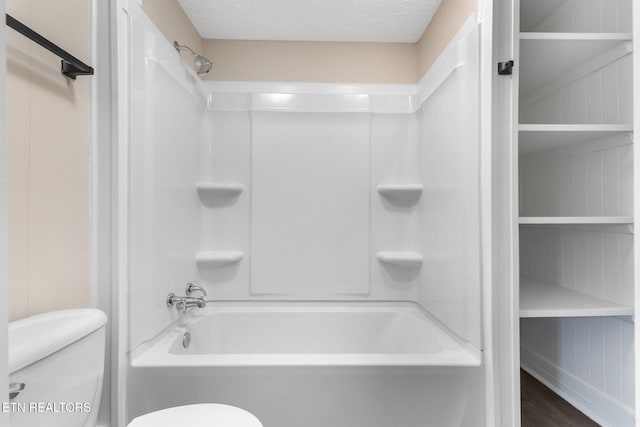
[202,40,417,84]
[141,0,203,73]
[144,0,475,83]
[7,0,91,321]
[417,0,477,78]
[141,0,417,84]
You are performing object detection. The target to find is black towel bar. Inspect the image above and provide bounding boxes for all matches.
[5,14,94,79]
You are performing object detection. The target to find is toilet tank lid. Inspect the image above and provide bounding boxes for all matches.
[9,309,108,374]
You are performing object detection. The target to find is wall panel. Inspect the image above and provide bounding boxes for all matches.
[6,0,91,320]
[250,112,371,296]
[127,12,203,349]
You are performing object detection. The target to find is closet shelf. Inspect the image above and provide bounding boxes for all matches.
[520,32,633,41]
[520,279,633,318]
[196,182,244,198]
[519,34,632,97]
[518,124,633,155]
[195,251,243,267]
[519,216,633,225]
[377,184,423,202]
[377,252,423,268]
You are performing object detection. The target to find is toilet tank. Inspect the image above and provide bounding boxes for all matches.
[8,309,108,427]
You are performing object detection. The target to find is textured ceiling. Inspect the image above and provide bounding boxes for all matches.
[177,0,443,43]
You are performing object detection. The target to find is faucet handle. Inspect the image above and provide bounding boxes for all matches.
[185,283,207,297]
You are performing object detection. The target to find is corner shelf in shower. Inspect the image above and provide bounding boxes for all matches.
[196,182,244,198]
[377,252,423,268]
[520,279,633,318]
[196,251,243,267]
[518,124,633,156]
[377,184,423,202]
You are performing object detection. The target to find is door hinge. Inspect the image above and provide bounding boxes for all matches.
[498,60,514,75]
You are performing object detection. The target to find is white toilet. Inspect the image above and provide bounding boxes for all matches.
[7,307,261,427]
[8,308,108,427]
[128,403,263,427]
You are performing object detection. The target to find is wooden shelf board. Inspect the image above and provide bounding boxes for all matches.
[520,279,633,318]
[518,124,633,156]
[519,216,633,225]
[519,125,633,155]
[520,32,632,41]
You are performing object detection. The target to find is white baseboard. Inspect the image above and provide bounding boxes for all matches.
[521,346,635,427]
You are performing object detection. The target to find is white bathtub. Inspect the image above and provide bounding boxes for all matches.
[129,302,484,427]
[131,301,480,367]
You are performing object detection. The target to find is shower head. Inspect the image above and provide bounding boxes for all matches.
[174,41,213,75]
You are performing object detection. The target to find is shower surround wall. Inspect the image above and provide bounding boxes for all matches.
[122,3,488,426]
[126,9,483,351]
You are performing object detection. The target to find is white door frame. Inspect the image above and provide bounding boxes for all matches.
[492,0,520,425]
[0,0,10,425]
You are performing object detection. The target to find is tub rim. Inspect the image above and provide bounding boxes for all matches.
[129,300,482,368]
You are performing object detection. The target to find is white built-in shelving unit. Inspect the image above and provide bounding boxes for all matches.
[514,0,636,424]
[517,0,635,317]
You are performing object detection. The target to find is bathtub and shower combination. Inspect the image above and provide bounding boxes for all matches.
[121,3,489,426]
[129,302,484,426]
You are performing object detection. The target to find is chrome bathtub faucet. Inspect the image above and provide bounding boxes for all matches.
[167,283,207,314]
[185,283,207,297]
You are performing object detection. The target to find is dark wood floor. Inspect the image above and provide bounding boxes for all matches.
[521,370,600,427]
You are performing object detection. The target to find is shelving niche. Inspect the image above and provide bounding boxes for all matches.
[515,0,636,423]
[519,34,631,98]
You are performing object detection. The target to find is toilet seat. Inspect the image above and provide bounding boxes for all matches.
[128,404,263,427]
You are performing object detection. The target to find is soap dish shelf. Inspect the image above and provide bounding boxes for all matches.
[196,251,244,267]
[196,182,244,198]
[377,184,423,202]
[377,252,423,268]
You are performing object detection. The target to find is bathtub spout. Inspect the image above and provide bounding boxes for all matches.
[166,293,206,314]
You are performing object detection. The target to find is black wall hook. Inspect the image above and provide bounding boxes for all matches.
[498,60,515,76]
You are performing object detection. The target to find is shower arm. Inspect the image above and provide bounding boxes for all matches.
[174,41,196,57]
